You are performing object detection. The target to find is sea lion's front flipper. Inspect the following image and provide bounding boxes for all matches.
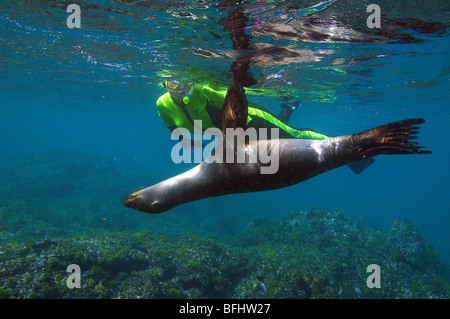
[220,62,249,134]
[218,8,255,135]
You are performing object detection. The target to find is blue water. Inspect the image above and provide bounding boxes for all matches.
[0,0,449,269]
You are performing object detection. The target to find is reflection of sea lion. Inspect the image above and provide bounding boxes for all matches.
[123,75,431,214]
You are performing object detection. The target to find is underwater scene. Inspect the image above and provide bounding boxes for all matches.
[0,0,449,300]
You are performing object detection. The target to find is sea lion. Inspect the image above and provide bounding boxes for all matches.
[123,6,431,214]
[123,75,431,214]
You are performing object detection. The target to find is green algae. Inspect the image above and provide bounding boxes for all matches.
[0,208,448,299]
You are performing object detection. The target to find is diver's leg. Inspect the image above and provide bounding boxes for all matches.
[278,97,301,123]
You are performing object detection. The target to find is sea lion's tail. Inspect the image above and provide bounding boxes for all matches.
[356,118,432,157]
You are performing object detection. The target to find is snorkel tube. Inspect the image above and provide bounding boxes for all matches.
[183,84,194,104]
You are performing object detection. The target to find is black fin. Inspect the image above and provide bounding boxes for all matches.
[347,158,375,174]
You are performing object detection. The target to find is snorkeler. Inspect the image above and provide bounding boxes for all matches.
[156,80,330,143]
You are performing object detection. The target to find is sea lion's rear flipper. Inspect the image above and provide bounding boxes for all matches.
[356,118,432,157]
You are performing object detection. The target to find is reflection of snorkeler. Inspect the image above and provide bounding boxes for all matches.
[156,79,374,174]
[156,80,330,144]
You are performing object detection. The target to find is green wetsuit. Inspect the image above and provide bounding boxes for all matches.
[156,83,329,140]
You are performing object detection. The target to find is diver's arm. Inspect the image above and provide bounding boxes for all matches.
[157,98,204,149]
[278,97,301,123]
[202,86,227,110]
[157,96,177,128]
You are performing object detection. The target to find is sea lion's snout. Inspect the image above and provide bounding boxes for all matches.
[123,192,142,208]
[123,191,167,214]
[123,192,151,212]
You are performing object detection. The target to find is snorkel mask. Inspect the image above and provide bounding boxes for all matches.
[165,81,194,105]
